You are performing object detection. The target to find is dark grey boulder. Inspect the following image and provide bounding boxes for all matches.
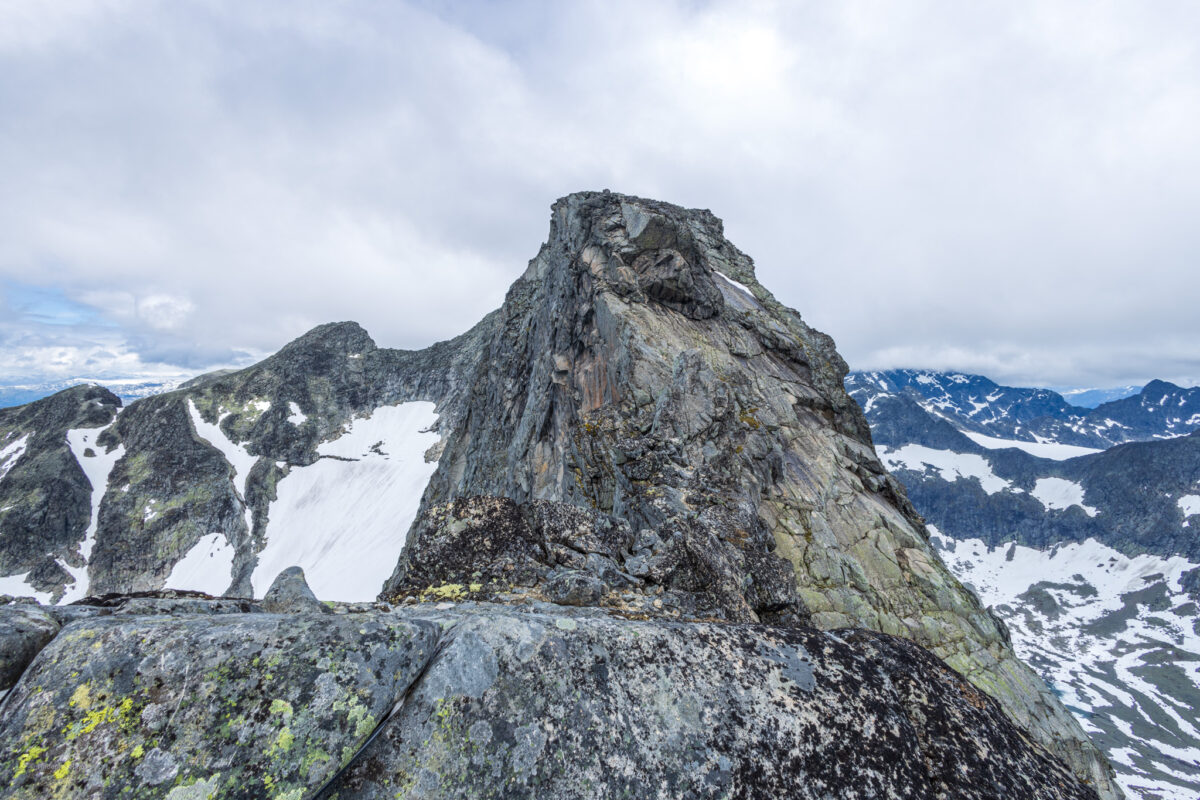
[0,604,59,690]
[262,566,330,614]
[544,570,606,606]
[0,611,440,798]
[0,605,1098,800]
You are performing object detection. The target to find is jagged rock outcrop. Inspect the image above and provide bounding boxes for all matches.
[0,599,1097,800]
[384,192,1119,798]
[0,315,494,603]
[0,191,1120,798]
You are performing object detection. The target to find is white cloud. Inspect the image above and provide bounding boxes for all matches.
[1,0,1199,388]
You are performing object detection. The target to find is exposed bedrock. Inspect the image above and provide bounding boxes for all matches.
[0,603,1097,800]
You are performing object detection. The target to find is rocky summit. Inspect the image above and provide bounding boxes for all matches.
[0,192,1119,798]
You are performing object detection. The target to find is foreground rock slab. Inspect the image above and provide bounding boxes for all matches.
[0,612,440,799]
[0,603,1096,800]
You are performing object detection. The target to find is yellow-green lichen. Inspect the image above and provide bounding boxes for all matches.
[270,727,294,755]
[421,583,468,601]
[14,744,46,777]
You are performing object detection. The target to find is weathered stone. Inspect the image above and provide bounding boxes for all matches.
[0,604,59,690]
[261,566,329,614]
[544,570,606,606]
[386,497,807,625]
[0,612,440,799]
[0,604,1097,800]
[386,192,1119,799]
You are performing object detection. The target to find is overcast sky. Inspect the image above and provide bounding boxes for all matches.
[2,0,1199,391]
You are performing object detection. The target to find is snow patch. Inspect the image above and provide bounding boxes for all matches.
[164,533,236,595]
[878,445,1013,494]
[287,402,307,426]
[962,431,1102,460]
[187,399,256,532]
[1031,477,1098,516]
[61,423,125,603]
[1178,495,1200,518]
[0,434,29,482]
[936,535,1200,799]
[251,401,440,602]
[713,270,755,298]
[0,572,52,603]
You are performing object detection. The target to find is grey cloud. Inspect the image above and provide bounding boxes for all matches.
[1,0,1198,389]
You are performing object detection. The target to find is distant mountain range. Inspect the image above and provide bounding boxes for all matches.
[848,368,1200,800]
[1057,385,1145,409]
[0,378,185,409]
[847,369,1200,450]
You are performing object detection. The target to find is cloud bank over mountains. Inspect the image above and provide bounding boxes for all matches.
[3,0,1199,389]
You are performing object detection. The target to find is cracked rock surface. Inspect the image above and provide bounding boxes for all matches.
[0,602,1096,800]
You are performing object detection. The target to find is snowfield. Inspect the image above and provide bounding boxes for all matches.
[60,423,126,603]
[877,444,1014,494]
[165,533,236,595]
[934,530,1200,800]
[250,401,440,602]
[1030,477,1098,516]
[962,430,1102,460]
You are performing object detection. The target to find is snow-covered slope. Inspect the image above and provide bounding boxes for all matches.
[855,368,1200,799]
[934,531,1200,800]
[61,422,124,603]
[249,402,439,601]
[156,401,441,601]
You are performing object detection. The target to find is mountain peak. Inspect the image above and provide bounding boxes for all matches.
[275,321,376,356]
[522,191,760,322]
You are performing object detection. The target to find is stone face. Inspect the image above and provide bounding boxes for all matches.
[386,496,808,625]
[0,604,1097,800]
[261,566,330,614]
[0,604,59,690]
[0,612,441,799]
